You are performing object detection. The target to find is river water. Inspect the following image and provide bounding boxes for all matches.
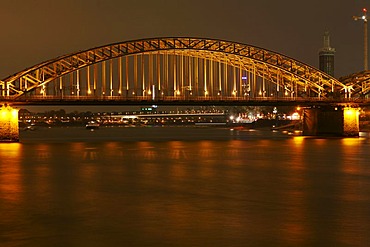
[1,126,370,247]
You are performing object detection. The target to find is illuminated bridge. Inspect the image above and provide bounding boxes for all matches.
[0,37,369,106]
[0,37,369,140]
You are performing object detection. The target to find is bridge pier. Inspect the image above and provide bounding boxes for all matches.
[302,106,359,137]
[0,104,19,142]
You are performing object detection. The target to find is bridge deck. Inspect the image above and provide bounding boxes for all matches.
[2,96,369,107]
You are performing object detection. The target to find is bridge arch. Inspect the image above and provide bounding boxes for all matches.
[1,37,346,101]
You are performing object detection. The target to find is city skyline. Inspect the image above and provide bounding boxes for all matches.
[0,0,369,80]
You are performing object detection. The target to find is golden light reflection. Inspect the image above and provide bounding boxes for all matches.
[293,136,305,146]
[136,142,160,179]
[337,138,368,246]
[71,142,85,157]
[341,137,361,147]
[225,141,243,162]
[281,220,309,245]
[168,141,188,160]
[198,141,216,178]
[104,142,120,156]
[281,137,308,244]
[170,162,187,180]
[198,141,213,159]
[137,142,157,160]
[289,136,306,171]
[80,163,98,181]
[83,147,99,162]
[33,145,52,197]
[0,143,22,202]
[35,144,52,163]
[313,138,327,146]
[340,138,361,176]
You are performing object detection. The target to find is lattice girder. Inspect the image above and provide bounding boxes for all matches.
[1,37,346,98]
[339,71,370,96]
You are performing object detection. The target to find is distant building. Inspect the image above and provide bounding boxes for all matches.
[319,31,336,77]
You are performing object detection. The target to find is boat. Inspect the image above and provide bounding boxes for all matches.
[23,124,37,131]
[86,121,100,129]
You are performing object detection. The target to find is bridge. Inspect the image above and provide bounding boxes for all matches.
[1,37,369,105]
[0,37,369,141]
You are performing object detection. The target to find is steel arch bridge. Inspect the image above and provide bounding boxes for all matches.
[0,37,365,106]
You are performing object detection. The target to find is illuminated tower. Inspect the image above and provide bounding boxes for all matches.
[319,31,335,77]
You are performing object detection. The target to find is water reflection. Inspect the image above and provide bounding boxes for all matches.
[0,143,22,202]
[1,129,370,246]
[338,137,370,246]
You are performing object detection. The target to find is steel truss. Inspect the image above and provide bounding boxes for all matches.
[339,71,370,98]
[0,37,348,100]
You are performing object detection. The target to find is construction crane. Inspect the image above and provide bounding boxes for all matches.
[353,8,368,71]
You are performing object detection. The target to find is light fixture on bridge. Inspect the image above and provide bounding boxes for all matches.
[176,90,181,96]
[204,90,208,96]
[232,90,237,96]
[88,89,92,95]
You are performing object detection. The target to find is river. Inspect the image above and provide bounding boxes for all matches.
[1,126,370,246]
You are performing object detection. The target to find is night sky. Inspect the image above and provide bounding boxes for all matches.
[0,0,369,80]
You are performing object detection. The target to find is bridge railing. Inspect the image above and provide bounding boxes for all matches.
[2,95,369,105]
[1,95,320,101]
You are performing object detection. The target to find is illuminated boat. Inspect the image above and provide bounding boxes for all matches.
[86,121,100,129]
[24,124,37,131]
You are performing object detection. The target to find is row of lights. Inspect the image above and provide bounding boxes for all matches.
[39,87,298,97]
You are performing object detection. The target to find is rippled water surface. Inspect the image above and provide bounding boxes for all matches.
[1,127,370,246]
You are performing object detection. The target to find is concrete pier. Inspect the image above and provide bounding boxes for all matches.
[0,105,19,142]
[302,106,359,137]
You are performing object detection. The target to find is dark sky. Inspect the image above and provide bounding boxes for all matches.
[0,0,369,80]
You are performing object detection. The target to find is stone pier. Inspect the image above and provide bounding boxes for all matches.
[302,106,359,137]
[0,104,19,142]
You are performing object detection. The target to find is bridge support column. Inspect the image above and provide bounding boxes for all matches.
[302,106,359,137]
[0,104,19,142]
